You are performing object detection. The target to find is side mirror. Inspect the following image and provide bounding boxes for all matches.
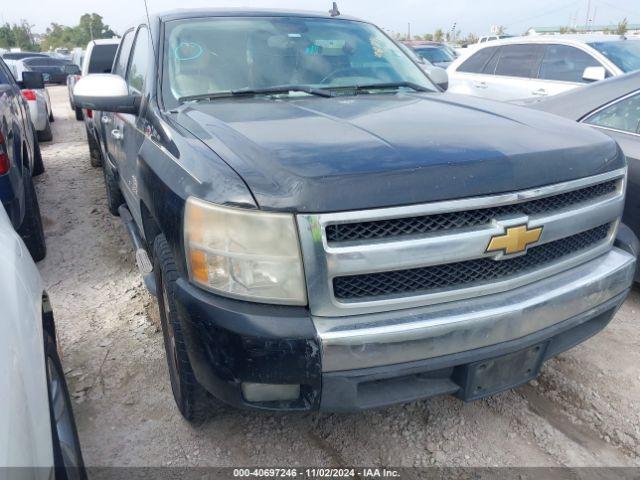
[21,72,45,90]
[583,66,606,82]
[63,64,81,75]
[74,74,139,114]
[425,66,449,91]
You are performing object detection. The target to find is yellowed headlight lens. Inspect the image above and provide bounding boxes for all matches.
[184,197,307,305]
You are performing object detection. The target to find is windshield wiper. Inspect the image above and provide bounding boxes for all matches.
[178,85,332,103]
[330,81,432,94]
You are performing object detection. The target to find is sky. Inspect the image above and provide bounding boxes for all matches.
[1,0,638,38]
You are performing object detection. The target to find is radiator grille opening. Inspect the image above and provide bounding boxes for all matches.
[333,224,610,300]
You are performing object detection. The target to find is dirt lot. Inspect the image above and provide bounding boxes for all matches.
[35,85,640,468]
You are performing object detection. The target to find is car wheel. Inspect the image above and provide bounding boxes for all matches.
[18,167,46,261]
[102,156,124,216]
[49,108,55,123]
[86,127,102,168]
[37,118,53,142]
[32,134,45,176]
[44,330,87,480]
[74,107,83,121]
[154,235,209,422]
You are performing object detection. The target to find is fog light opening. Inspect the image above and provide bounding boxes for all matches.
[241,383,301,403]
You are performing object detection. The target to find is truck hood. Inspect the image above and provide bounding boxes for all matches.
[173,92,623,212]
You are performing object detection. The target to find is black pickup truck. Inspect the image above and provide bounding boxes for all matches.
[74,9,637,420]
[0,58,46,261]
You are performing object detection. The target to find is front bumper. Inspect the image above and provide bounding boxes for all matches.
[174,245,635,412]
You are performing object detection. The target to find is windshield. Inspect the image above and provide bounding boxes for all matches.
[413,47,454,63]
[589,41,640,73]
[162,16,434,106]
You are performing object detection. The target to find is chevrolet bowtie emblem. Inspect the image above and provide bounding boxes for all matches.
[486,224,543,255]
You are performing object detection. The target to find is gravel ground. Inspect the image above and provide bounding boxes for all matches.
[34,86,640,468]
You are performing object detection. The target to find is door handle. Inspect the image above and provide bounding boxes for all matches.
[101,115,112,125]
[532,88,547,96]
[111,129,123,141]
[474,81,488,89]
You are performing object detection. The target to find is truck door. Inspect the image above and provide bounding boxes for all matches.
[119,26,152,227]
[101,29,135,170]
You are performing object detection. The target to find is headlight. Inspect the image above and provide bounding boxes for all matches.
[184,197,307,305]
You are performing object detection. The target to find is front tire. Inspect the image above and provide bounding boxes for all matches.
[44,330,87,480]
[101,156,124,216]
[86,127,102,168]
[38,118,53,142]
[18,167,46,261]
[32,135,45,176]
[154,235,208,422]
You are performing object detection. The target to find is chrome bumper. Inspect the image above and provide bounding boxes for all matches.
[315,248,635,372]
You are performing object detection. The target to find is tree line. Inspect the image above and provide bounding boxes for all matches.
[0,13,116,52]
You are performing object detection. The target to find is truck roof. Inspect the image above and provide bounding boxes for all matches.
[154,8,363,23]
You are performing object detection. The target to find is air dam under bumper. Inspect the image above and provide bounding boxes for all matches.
[174,247,635,412]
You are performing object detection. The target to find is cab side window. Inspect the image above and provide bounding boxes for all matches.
[127,27,151,93]
[113,29,135,78]
[538,45,602,83]
[457,46,499,74]
[585,93,640,134]
[494,44,544,78]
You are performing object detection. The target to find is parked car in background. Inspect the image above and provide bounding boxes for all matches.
[1,51,50,61]
[75,9,636,421]
[70,48,85,68]
[0,205,86,478]
[0,58,46,261]
[79,38,120,165]
[526,71,640,259]
[447,35,640,102]
[67,48,85,114]
[65,63,82,115]
[405,41,456,68]
[396,41,449,89]
[477,34,513,44]
[20,56,74,85]
[6,59,54,141]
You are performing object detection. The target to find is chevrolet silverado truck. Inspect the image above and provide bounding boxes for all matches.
[74,9,637,421]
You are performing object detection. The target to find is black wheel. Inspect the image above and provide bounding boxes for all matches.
[32,135,45,176]
[154,235,209,422]
[101,155,124,216]
[44,330,87,480]
[86,127,102,168]
[74,107,83,121]
[49,108,55,122]
[37,118,53,142]
[18,167,46,261]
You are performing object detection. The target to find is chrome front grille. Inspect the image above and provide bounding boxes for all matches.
[333,224,610,300]
[326,180,617,243]
[296,169,626,317]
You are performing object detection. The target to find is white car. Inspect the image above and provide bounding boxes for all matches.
[80,38,120,166]
[447,35,640,102]
[5,58,54,141]
[0,206,85,477]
